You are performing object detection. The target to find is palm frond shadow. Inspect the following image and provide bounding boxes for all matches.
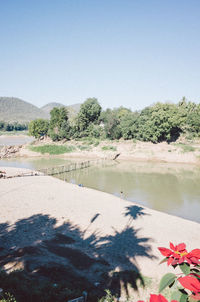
[124,205,149,221]
[0,207,155,300]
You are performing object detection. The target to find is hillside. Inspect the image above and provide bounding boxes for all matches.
[41,102,81,118]
[41,102,64,114]
[0,97,49,123]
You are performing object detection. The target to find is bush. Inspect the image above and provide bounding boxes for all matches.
[101,145,117,151]
[29,144,76,155]
[174,143,196,153]
[28,119,49,138]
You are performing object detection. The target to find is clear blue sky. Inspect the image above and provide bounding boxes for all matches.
[0,0,200,110]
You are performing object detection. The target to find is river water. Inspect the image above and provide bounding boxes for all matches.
[55,161,200,223]
[0,135,34,146]
[1,157,200,223]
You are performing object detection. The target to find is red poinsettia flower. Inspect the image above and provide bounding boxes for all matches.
[187,248,200,265]
[138,294,178,302]
[178,275,200,300]
[158,242,189,265]
[158,243,200,266]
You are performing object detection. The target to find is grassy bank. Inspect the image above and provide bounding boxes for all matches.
[29,144,76,155]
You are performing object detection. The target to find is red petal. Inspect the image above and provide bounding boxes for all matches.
[158,247,173,257]
[178,257,185,264]
[170,242,175,250]
[189,249,200,259]
[177,243,186,252]
[186,257,192,265]
[191,293,200,301]
[189,257,199,264]
[178,275,200,293]
[150,294,168,302]
[171,259,178,266]
[167,257,174,266]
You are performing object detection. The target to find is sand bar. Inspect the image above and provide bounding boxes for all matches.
[0,167,199,284]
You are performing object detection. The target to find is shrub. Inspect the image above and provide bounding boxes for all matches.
[101,145,117,151]
[28,119,49,138]
[29,144,76,155]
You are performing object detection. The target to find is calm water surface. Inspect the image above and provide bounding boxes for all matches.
[1,157,200,223]
[56,161,200,223]
[0,135,34,146]
[0,157,73,170]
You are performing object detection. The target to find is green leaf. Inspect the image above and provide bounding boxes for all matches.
[171,290,182,301]
[171,290,188,302]
[180,263,190,275]
[159,257,168,265]
[179,292,188,302]
[159,273,177,293]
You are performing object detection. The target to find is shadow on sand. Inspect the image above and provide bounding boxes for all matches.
[0,205,155,301]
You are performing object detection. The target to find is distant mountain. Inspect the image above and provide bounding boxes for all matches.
[0,97,49,123]
[66,103,81,118]
[41,102,81,118]
[41,102,64,114]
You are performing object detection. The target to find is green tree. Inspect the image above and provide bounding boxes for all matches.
[186,103,200,136]
[120,111,139,140]
[28,119,49,138]
[48,107,71,140]
[100,109,122,140]
[76,98,102,132]
[135,103,182,143]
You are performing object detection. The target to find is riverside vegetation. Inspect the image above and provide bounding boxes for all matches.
[28,97,200,144]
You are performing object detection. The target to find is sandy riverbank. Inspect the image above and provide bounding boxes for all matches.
[0,167,199,299]
[1,136,200,165]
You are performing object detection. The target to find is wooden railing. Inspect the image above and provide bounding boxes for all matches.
[38,158,108,176]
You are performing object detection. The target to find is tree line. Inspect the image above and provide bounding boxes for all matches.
[0,121,28,131]
[28,97,200,143]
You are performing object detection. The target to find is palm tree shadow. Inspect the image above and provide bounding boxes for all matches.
[124,205,149,221]
[95,225,155,298]
[0,211,155,300]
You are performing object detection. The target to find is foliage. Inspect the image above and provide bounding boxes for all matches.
[48,107,71,140]
[77,145,91,151]
[101,145,117,151]
[120,111,139,140]
[29,144,76,155]
[144,242,200,302]
[135,103,183,143]
[0,292,17,302]
[98,290,117,302]
[100,109,121,140]
[76,98,102,132]
[28,119,49,138]
[0,121,28,132]
[139,242,200,302]
[27,97,200,143]
[173,143,196,153]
